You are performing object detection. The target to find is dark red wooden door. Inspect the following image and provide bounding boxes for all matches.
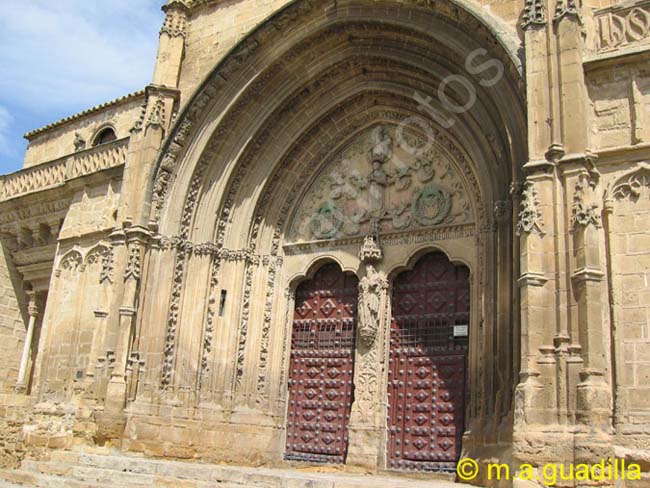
[285,263,358,464]
[388,252,470,472]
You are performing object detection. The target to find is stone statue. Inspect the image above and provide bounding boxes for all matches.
[73,133,86,152]
[358,264,387,347]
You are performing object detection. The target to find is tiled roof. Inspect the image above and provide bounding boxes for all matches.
[24,90,145,140]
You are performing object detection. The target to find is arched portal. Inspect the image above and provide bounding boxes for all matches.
[285,262,359,463]
[387,252,470,472]
[128,0,527,468]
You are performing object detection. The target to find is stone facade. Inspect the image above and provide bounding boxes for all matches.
[0,0,649,486]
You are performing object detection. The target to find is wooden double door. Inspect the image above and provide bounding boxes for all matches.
[285,254,470,471]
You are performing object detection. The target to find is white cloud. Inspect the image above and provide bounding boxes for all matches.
[0,0,163,113]
[0,106,17,160]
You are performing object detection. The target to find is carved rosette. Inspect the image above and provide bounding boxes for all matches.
[516,181,545,236]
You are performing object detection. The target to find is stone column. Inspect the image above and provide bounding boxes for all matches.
[569,169,611,427]
[105,226,149,412]
[347,232,389,469]
[514,169,557,428]
[16,291,38,390]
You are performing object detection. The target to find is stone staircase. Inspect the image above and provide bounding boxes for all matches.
[0,449,462,487]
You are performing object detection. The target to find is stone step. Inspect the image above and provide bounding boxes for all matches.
[3,450,465,488]
[0,467,111,488]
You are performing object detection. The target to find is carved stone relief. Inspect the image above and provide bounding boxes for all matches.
[572,172,602,230]
[289,126,472,242]
[596,4,650,52]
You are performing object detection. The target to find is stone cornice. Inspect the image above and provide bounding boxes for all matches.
[571,267,605,284]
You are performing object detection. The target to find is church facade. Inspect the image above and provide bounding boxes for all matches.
[0,0,649,484]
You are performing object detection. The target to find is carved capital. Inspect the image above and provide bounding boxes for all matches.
[571,267,605,285]
[26,291,38,318]
[518,271,549,287]
[123,246,141,282]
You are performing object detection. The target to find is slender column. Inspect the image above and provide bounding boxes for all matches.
[569,168,611,427]
[16,291,38,389]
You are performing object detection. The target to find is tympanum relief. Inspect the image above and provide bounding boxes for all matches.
[289,126,473,243]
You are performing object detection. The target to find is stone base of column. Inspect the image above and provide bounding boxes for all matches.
[346,423,384,470]
[514,370,547,427]
[576,368,612,427]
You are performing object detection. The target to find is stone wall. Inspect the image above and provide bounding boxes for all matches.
[23,94,144,169]
[0,245,26,393]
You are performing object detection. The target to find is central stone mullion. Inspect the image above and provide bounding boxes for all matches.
[346,261,389,469]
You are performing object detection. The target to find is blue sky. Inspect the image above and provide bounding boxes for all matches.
[0,0,165,174]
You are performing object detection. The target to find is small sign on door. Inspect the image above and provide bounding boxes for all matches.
[453,324,469,337]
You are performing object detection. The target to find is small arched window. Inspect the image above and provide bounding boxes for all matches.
[93,127,117,146]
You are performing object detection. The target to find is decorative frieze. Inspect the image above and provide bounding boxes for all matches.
[595,3,650,51]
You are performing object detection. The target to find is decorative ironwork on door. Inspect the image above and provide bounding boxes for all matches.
[285,263,358,464]
[388,252,470,472]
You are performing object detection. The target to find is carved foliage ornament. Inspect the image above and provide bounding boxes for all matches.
[124,246,141,282]
[516,180,545,236]
[572,172,601,230]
